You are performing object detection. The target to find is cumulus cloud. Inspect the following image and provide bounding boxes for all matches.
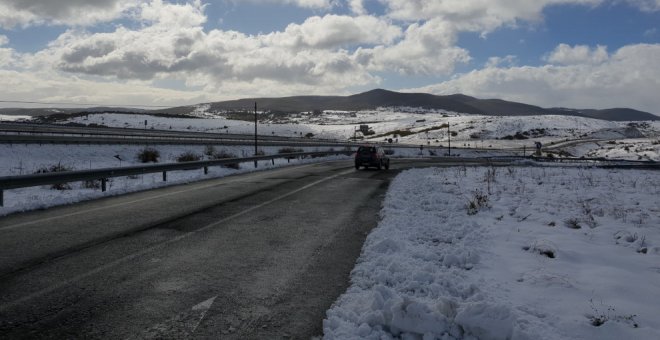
[546,44,609,65]
[625,0,660,11]
[381,0,602,33]
[0,35,17,67]
[0,0,143,28]
[0,69,207,106]
[236,0,336,9]
[348,0,367,14]
[356,19,470,75]
[20,1,381,96]
[4,0,659,108]
[411,44,660,114]
[264,15,401,49]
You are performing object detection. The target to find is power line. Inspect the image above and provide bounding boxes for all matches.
[0,100,175,108]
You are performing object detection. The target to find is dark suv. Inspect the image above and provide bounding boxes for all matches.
[355,146,390,170]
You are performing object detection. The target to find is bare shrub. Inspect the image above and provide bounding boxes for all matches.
[212,150,240,169]
[483,167,497,194]
[588,299,638,328]
[564,218,582,229]
[176,151,202,162]
[34,163,74,190]
[278,147,304,154]
[137,147,160,163]
[204,145,216,158]
[522,240,556,259]
[83,179,100,189]
[466,190,489,215]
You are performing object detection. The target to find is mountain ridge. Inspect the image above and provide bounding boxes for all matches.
[1,89,657,122]
[169,89,657,121]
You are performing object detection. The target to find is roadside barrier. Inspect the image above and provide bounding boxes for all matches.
[0,151,353,207]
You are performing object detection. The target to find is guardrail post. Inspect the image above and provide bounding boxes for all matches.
[163,171,167,182]
[204,166,208,175]
[101,179,107,192]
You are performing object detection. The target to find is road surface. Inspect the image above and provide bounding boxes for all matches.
[0,159,440,339]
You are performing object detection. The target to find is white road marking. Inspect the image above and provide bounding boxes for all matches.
[0,162,325,231]
[0,168,354,312]
[191,296,217,333]
[127,295,218,339]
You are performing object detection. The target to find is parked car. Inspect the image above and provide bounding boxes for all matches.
[355,146,390,170]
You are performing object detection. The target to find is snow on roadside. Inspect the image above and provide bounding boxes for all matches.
[324,166,660,339]
[0,143,349,216]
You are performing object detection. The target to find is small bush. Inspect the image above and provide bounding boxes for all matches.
[522,240,556,259]
[137,148,160,163]
[83,178,109,189]
[278,147,304,154]
[204,145,216,158]
[304,132,315,138]
[176,151,202,162]
[588,299,638,328]
[466,190,489,215]
[212,150,240,169]
[564,218,582,229]
[34,163,74,190]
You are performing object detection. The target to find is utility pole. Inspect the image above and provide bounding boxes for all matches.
[447,122,451,156]
[254,102,258,168]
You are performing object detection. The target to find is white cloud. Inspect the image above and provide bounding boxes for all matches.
[0,35,17,67]
[411,44,660,114]
[0,0,143,28]
[356,19,471,75]
[4,0,658,108]
[264,15,401,49]
[0,69,207,106]
[13,1,383,101]
[236,0,336,9]
[348,0,366,14]
[625,0,660,11]
[380,0,602,33]
[546,44,609,65]
[485,55,518,68]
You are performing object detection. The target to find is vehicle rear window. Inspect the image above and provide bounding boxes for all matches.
[358,147,376,153]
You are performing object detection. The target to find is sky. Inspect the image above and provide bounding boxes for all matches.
[0,0,659,114]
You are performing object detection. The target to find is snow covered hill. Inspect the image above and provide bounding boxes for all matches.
[64,110,660,160]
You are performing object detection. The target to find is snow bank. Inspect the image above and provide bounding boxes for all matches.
[324,166,660,339]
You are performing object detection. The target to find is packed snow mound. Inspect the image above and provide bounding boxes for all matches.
[324,167,660,340]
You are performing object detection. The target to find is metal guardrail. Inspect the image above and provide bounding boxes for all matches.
[0,151,353,206]
[0,134,359,148]
[479,155,660,168]
[0,122,349,144]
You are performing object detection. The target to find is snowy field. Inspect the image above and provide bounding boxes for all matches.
[564,139,660,161]
[63,112,660,160]
[324,166,660,339]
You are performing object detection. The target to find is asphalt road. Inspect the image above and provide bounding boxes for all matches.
[0,159,432,339]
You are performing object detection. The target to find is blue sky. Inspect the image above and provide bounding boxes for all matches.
[0,0,658,113]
